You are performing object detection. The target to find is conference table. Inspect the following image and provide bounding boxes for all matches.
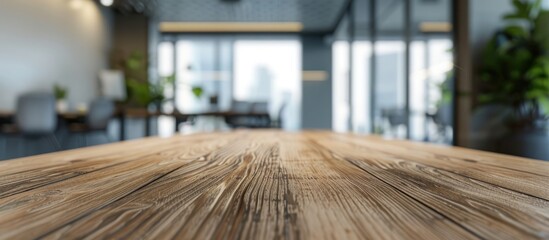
[0,131,548,239]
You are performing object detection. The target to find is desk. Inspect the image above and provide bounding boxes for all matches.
[0,111,86,133]
[1,131,548,239]
[120,110,270,139]
[0,111,86,120]
[0,110,270,140]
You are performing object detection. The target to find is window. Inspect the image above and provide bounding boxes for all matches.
[157,36,302,131]
[233,39,302,130]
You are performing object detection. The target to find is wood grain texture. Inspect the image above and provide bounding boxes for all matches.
[0,131,548,240]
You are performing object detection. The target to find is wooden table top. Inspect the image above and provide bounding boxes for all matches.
[0,131,548,239]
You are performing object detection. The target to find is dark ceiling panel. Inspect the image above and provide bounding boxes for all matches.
[114,0,158,14]
[150,0,348,32]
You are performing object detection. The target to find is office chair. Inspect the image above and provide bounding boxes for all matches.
[3,93,60,158]
[251,102,271,128]
[65,98,114,148]
[225,101,253,128]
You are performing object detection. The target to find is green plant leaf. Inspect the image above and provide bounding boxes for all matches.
[126,79,151,107]
[534,10,549,50]
[539,97,549,114]
[531,0,543,18]
[192,86,204,98]
[504,25,528,37]
[505,0,529,20]
[163,74,176,85]
[503,13,523,20]
[53,84,67,100]
[478,94,496,104]
[125,51,145,71]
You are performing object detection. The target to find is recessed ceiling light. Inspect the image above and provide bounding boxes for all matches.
[70,0,83,9]
[100,0,114,7]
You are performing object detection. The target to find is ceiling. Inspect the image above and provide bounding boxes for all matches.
[334,0,452,39]
[117,0,350,32]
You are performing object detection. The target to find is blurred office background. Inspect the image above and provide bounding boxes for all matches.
[1,0,549,161]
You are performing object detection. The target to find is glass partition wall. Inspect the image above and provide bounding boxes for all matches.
[334,0,455,144]
[332,14,351,132]
[157,35,302,133]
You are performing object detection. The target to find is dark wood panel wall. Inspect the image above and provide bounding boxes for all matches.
[111,13,150,83]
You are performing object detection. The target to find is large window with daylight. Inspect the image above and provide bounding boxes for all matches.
[333,0,454,144]
[157,36,302,132]
[175,38,233,113]
[332,14,351,133]
[233,39,302,130]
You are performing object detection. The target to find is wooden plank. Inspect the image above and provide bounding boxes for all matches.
[356,135,549,177]
[310,133,549,239]
[43,134,269,239]
[329,133,549,201]
[0,133,237,199]
[43,132,474,239]
[276,133,475,239]
[0,131,548,239]
[0,133,225,175]
[0,138,180,198]
[0,132,241,239]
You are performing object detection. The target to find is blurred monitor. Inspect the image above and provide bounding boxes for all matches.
[99,70,126,101]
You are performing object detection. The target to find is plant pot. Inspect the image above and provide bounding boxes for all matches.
[56,99,68,113]
[148,102,162,113]
[209,95,219,111]
[497,128,549,161]
[468,104,512,152]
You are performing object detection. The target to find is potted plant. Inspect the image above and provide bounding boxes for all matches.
[192,86,204,98]
[478,0,549,159]
[119,51,206,112]
[53,84,68,113]
[118,51,149,109]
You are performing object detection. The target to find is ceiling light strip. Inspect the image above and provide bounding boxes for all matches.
[159,22,304,33]
[302,71,328,81]
[419,22,453,33]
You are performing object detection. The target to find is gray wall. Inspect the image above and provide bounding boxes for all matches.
[301,34,332,129]
[470,0,513,64]
[464,0,513,148]
[0,0,113,111]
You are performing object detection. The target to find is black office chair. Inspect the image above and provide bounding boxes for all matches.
[381,108,409,138]
[271,103,286,128]
[250,102,271,128]
[225,101,253,128]
[225,101,271,128]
